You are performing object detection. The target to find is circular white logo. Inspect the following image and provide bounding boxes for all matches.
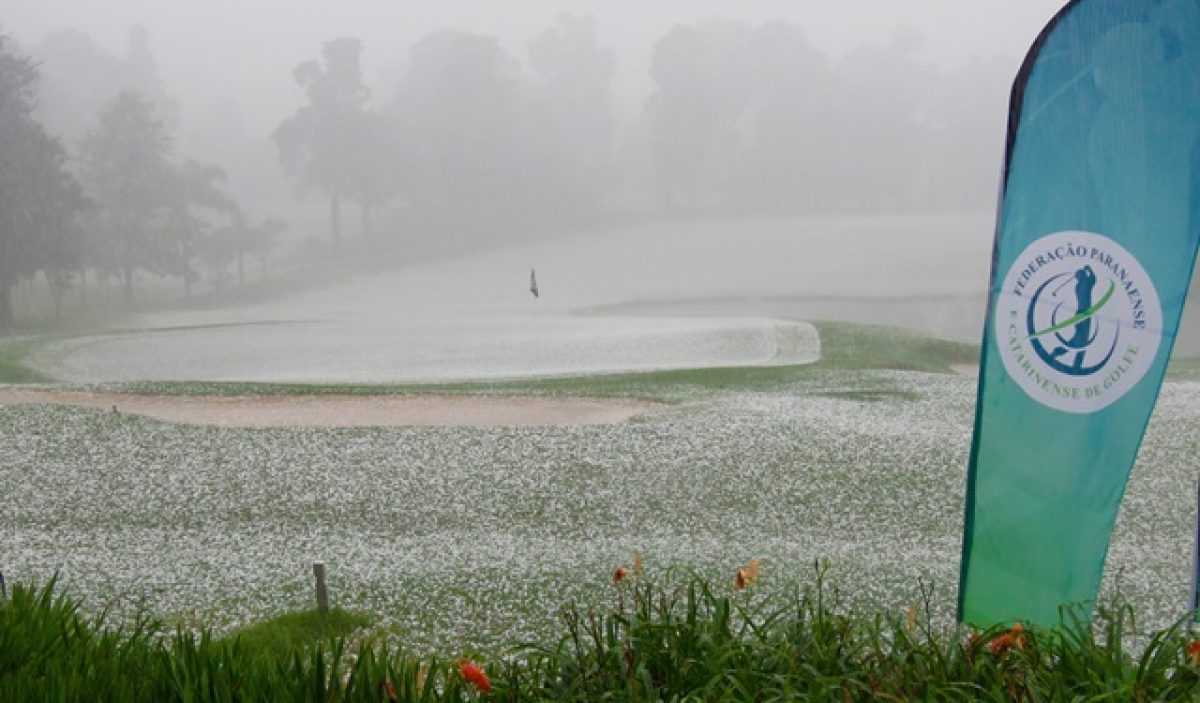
[994,231,1162,414]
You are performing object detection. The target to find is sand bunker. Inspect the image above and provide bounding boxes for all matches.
[0,389,656,428]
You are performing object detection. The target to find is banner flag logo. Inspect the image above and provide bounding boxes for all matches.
[996,231,1162,413]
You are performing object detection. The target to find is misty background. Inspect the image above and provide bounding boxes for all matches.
[1,0,1073,334]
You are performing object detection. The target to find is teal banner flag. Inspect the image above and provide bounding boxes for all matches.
[958,0,1200,627]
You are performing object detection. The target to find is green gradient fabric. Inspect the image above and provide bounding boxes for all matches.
[958,0,1200,627]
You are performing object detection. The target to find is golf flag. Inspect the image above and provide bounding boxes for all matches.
[958,0,1200,627]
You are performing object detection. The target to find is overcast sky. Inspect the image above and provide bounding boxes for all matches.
[2,0,1067,135]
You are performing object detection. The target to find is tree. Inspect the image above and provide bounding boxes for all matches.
[78,91,175,304]
[398,30,525,233]
[247,218,285,282]
[33,25,178,144]
[343,110,397,240]
[526,15,617,219]
[274,38,374,244]
[168,160,239,298]
[927,56,1011,211]
[0,37,86,327]
[824,31,931,212]
[123,25,180,130]
[646,21,756,210]
[197,212,282,290]
[732,21,833,210]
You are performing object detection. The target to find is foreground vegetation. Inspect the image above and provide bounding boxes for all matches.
[4,571,1199,702]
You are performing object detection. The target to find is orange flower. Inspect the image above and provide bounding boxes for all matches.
[1187,639,1200,667]
[735,558,760,590]
[458,659,491,693]
[988,623,1026,656]
[613,566,629,585]
[382,678,398,701]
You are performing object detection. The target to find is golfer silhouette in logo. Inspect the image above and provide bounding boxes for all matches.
[1028,264,1117,377]
[1052,265,1098,372]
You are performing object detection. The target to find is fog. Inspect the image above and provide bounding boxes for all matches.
[5,1,1065,120]
[5,0,1133,378]
[4,0,1062,208]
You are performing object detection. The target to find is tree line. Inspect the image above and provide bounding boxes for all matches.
[3,16,1018,326]
[272,18,621,246]
[0,34,281,327]
[269,17,1012,247]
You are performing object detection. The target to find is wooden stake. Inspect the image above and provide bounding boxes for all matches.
[313,562,330,614]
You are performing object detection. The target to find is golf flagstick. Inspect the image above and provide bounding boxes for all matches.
[530,267,540,353]
[533,293,540,348]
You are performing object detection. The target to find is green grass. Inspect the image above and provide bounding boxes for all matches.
[0,337,53,383]
[4,574,1199,702]
[226,608,375,657]
[1167,357,1200,381]
[814,320,978,371]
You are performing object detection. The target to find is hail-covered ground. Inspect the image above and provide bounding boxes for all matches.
[3,365,1198,653]
[3,213,1200,654]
